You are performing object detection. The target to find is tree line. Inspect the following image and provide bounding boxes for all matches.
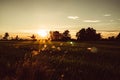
[49,27,120,41]
[1,27,120,41]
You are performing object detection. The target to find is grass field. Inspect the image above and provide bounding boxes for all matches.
[0,40,120,80]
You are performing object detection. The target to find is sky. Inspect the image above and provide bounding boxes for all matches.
[0,0,120,38]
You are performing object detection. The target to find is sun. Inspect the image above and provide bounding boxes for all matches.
[37,29,48,37]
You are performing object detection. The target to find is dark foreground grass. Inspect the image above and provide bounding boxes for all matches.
[0,41,120,80]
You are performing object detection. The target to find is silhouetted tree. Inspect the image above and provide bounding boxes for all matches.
[76,28,86,40]
[15,35,19,40]
[62,30,71,41]
[49,31,62,41]
[96,33,101,40]
[76,27,101,41]
[31,34,36,40]
[116,33,120,41]
[3,32,9,40]
[108,36,115,41]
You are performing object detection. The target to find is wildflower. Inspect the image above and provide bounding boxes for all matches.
[41,47,46,51]
[32,50,39,56]
[52,45,56,49]
[44,44,47,48]
[87,47,91,50]
[61,74,64,78]
[57,47,61,51]
[60,43,63,46]
[87,47,98,53]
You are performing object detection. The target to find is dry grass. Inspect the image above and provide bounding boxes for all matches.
[0,41,120,80]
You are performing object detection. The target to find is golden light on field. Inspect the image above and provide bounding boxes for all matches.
[37,29,48,37]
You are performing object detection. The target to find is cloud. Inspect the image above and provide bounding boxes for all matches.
[110,20,114,22]
[68,16,79,20]
[101,31,119,38]
[104,14,111,17]
[99,30,120,32]
[83,20,100,23]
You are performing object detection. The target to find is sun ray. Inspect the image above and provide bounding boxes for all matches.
[37,29,48,37]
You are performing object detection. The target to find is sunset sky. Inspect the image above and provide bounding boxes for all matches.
[0,0,120,38]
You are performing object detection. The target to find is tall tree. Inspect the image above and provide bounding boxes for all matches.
[76,28,86,40]
[76,27,101,41]
[3,32,9,40]
[49,31,62,41]
[62,30,71,41]
[15,35,19,40]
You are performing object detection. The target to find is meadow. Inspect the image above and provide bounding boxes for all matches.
[0,40,120,80]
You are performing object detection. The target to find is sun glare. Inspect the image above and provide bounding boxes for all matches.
[38,29,48,37]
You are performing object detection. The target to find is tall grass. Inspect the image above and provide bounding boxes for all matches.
[0,41,120,80]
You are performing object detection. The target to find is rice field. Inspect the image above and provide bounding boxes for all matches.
[0,40,120,80]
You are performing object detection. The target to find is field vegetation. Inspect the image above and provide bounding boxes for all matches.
[0,40,120,80]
